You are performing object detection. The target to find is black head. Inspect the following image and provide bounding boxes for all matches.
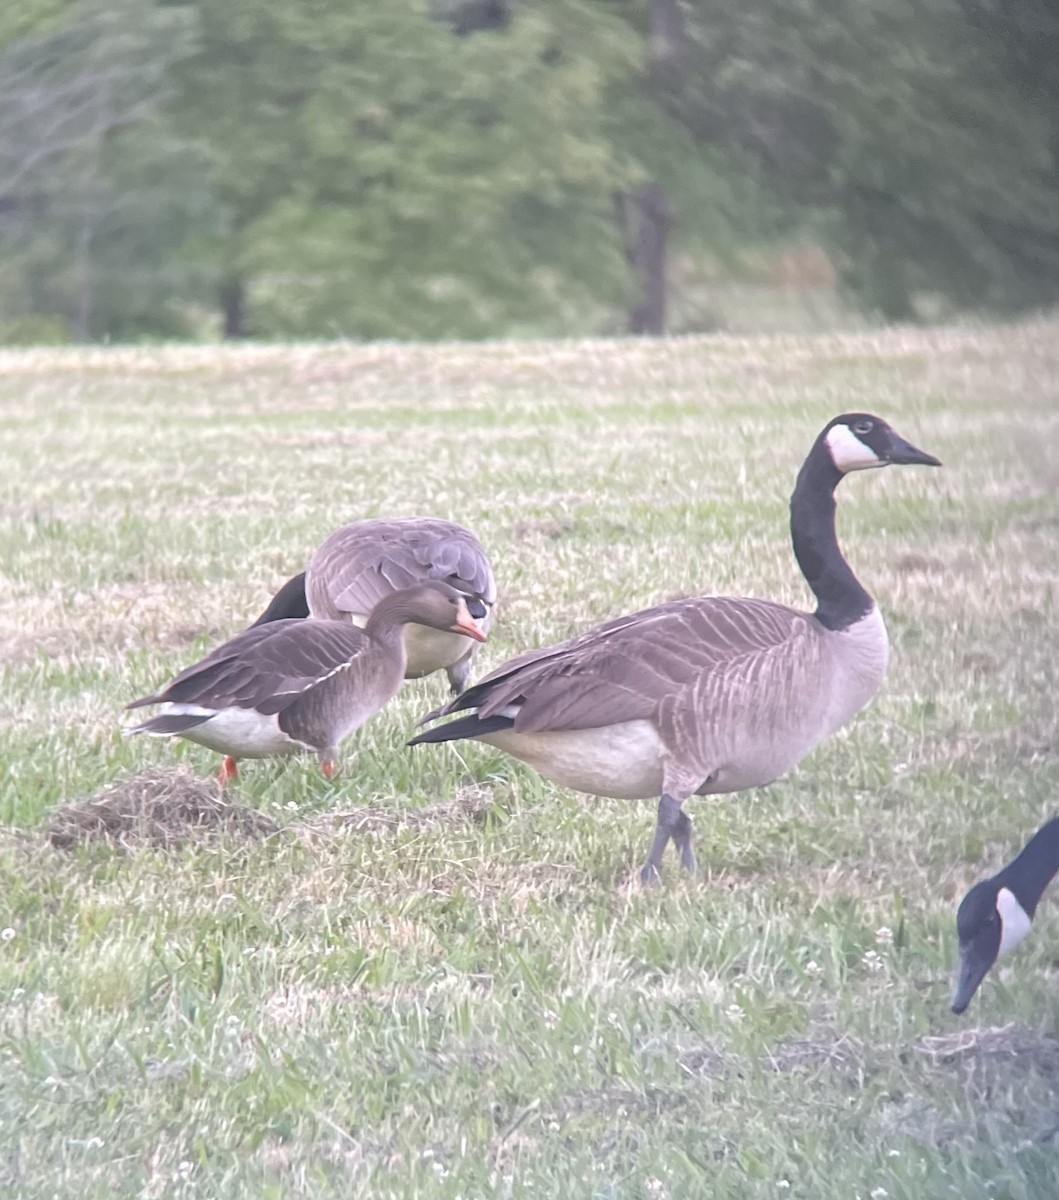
[951,879,1003,1014]
[821,413,942,475]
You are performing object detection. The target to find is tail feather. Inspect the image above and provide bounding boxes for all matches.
[408,712,514,747]
[125,712,212,737]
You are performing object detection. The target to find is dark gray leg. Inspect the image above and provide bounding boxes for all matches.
[672,810,697,875]
[640,793,686,885]
[445,648,476,696]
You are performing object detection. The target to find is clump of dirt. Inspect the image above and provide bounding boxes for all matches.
[325,783,500,835]
[894,551,944,574]
[764,1033,865,1074]
[46,767,279,849]
[916,1023,1059,1094]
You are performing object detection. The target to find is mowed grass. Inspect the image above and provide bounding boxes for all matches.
[0,322,1057,1199]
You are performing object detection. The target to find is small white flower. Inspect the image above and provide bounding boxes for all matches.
[725,1003,744,1024]
[874,926,893,945]
[862,950,884,974]
[870,1189,889,1199]
[1,927,16,942]
[887,1149,901,1158]
[777,1182,791,1190]
[805,960,822,977]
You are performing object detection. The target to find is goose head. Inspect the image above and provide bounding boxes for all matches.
[951,880,1033,1014]
[390,582,488,642]
[822,413,942,474]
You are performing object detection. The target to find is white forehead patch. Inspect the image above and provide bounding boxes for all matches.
[996,886,1033,956]
[825,424,884,473]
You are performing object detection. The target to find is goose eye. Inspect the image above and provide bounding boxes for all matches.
[853,419,874,436]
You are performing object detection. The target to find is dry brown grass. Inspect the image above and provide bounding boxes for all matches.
[1,322,1057,1198]
[46,767,280,849]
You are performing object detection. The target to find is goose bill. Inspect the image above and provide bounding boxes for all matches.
[951,941,995,1014]
[452,616,488,643]
[886,434,942,468]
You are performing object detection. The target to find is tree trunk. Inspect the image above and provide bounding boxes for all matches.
[620,183,674,336]
[220,276,246,339]
[73,214,93,341]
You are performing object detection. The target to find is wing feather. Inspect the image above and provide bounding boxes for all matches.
[439,596,820,737]
[306,518,495,620]
[130,619,369,715]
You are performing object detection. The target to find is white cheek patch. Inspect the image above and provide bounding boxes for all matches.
[996,886,1033,955]
[825,424,884,473]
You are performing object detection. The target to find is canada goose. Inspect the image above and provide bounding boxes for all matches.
[251,518,496,694]
[951,817,1059,1014]
[126,582,486,785]
[412,413,941,883]
[250,571,310,625]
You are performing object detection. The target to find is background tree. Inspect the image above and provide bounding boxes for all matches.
[0,0,201,340]
[655,0,1059,318]
[0,0,1054,341]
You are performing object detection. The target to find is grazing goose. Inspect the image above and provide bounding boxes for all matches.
[251,518,496,694]
[951,817,1059,1014]
[126,582,486,785]
[412,413,941,883]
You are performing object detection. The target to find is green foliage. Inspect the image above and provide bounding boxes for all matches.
[663,0,1059,317]
[167,0,648,338]
[0,0,1054,340]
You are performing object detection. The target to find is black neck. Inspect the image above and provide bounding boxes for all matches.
[997,817,1059,916]
[790,442,874,631]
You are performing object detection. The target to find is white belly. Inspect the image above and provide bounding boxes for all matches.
[163,704,303,759]
[480,720,667,800]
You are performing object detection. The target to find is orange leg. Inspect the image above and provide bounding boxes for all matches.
[320,759,335,781]
[218,756,239,786]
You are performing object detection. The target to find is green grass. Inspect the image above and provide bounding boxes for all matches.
[1,322,1058,1198]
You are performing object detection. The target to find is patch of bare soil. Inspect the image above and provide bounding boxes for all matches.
[46,767,279,849]
[916,1023,1059,1089]
[898,1024,1059,1147]
[763,1033,866,1074]
[324,783,500,835]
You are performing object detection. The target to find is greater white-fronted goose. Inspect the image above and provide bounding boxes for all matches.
[412,413,941,883]
[951,816,1059,1014]
[127,582,486,784]
[251,518,496,694]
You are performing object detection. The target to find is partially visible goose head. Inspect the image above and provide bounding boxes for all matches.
[952,817,1059,1014]
[370,580,488,644]
[820,413,943,475]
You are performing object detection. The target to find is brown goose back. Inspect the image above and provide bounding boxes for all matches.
[305,517,495,688]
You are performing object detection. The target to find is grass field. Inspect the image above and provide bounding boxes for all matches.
[1,321,1057,1199]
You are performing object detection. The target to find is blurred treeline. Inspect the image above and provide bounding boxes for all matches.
[1,0,1055,343]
